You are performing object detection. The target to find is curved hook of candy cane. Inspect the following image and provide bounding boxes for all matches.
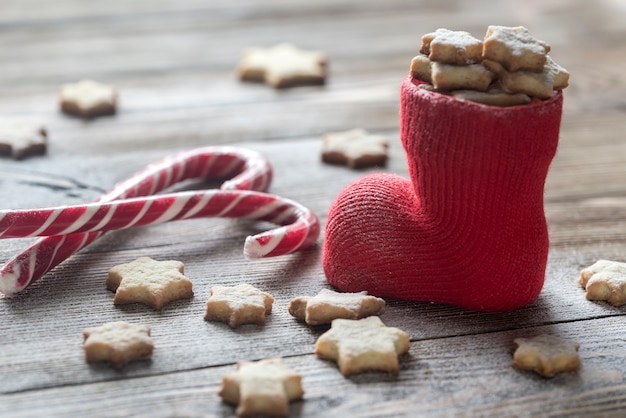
[0,190,320,259]
[243,200,320,259]
[0,147,273,296]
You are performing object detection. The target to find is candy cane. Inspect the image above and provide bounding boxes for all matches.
[0,147,318,296]
[0,190,319,254]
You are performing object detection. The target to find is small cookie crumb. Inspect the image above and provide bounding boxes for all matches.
[579,259,626,307]
[289,289,385,326]
[237,43,327,88]
[0,119,47,160]
[204,283,274,328]
[83,321,154,368]
[219,357,304,417]
[106,257,193,309]
[315,316,410,376]
[321,128,389,169]
[59,79,117,118]
[512,334,580,378]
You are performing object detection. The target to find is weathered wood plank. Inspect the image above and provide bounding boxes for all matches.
[4,316,625,417]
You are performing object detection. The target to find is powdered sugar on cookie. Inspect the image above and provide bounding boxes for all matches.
[512,334,580,378]
[60,79,117,118]
[204,283,274,328]
[106,257,193,309]
[315,316,410,376]
[219,357,304,417]
[0,119,47,160]
[421,28,483,65]
[579,259,626,306]
[483,25,550,72]
[83,321,154,368]
[237,43,327,88]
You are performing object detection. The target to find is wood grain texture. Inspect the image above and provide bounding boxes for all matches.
[1,0,626,416]
[4,317,626,417]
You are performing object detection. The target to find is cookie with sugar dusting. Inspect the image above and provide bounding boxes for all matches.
[289,289,385,326]
[60,79,117,118]
[512,334,580,378]
[106,257,193,309]
[410,55,495,92]
[0,119,47,159]
[219,357,304,417]
[420,28,483,65]
[410,54,433,84]
[321,128,389,169]
[579,259,626,306]
[237,43,327,88]
[204,283,274,328]
[83,321,154,368]
[482,25,550,72]
[315,316,410,376]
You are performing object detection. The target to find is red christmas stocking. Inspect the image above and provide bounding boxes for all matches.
[323,76,563,312]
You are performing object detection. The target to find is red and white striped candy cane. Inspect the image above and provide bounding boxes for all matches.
[0,147,318,296]
[0,189,319,263]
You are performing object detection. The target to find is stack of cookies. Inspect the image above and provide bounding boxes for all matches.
[410,26,569,106]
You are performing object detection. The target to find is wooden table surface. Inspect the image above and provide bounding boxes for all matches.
[2,1,626,416]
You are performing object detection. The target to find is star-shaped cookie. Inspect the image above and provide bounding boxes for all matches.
[289,289,385,326]
[83,321,154,368]
[204,283,274,328]
[482,25,550,72]
[321,128,389,169]
[237,43,327,88]
[59,79,117,118]
[315,316,410,376]
[219,357,304,417]
[0,119,47,159]
[420,28,483,65]
[579,259,626,306]
[512,334,580,378]
[106,257,194,309]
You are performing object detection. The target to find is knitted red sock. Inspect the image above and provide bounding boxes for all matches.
[323,76,563,312]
